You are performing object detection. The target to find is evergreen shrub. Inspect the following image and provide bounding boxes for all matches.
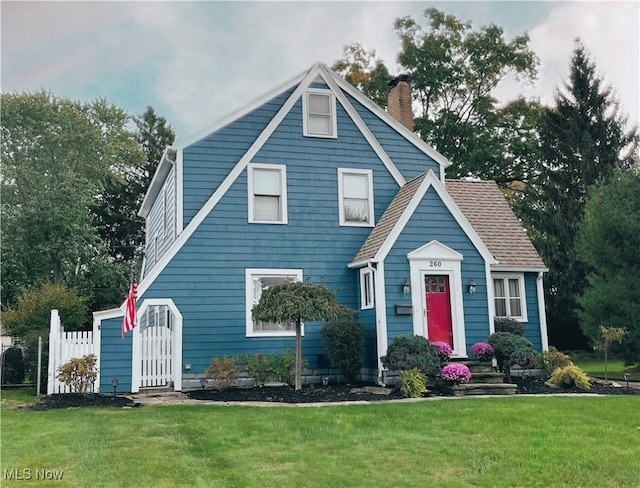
[381,335,441,377]
[320,317,366,383]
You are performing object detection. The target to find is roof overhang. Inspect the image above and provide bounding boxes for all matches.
[138,147,177,218]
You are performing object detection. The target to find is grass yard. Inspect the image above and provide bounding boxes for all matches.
[1,394,639,487]
[575,360,640,381]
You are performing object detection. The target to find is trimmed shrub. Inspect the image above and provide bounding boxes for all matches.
[549,365,591,390]
[205,356,241,390]
[542,346,574,376]
[494,317,525,336]
[271,348,296,386]
[381,335,441,377]
[1,346,25,385]
[399,368,427,398]
[431,341,453,362]
[56,354,97,393]
[510,344,539,369]
[239,353,272,387]
[320,317,366,383]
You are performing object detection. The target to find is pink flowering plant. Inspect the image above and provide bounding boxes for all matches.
[440,363,471,385]
[469,342,495,361]
[431,341,453,361]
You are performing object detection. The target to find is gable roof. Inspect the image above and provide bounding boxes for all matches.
[349,171,497,268]
[136,63,453,296]
[445,180,546,271]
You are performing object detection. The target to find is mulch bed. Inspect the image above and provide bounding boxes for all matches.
[16,377,639,411]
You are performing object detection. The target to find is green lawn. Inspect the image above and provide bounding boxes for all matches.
[2,393,639,487]
[575,360,640,381]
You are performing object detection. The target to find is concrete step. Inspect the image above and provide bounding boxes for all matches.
[469,372,506,384]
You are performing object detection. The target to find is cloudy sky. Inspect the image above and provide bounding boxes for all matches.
[2,1,638,142]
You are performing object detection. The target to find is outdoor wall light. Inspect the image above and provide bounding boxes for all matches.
[184,363,192,371]
[467,280,477,295]
[402,279,411,295]
[111,377,119,398]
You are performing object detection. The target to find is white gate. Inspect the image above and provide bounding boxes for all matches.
[139,308,174,388]
[48,310,96,394]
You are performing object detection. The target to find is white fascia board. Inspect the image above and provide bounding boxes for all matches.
[93,307,124,323]
[375,170,497,265]
[136,64,323,297]
[319,65,405,188]
[328,66,453,169]
[347,258,373,270]
[139,147,176,218]
[174,68,309,150]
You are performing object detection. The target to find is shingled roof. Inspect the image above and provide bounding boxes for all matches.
[350,174,546,270]
[444,179,546,270]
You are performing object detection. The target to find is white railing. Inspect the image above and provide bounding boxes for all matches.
[47,310,96,394]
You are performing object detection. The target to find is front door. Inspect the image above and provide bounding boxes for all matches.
[425,275,453,347]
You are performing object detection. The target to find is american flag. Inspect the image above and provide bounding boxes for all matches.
[121,282,137,337]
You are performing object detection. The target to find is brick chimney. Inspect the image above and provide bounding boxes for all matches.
[387,74,413,132]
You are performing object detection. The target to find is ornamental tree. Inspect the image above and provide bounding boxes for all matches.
[251,281,352,390]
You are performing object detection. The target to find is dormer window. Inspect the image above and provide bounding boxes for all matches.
[303,89,337,138]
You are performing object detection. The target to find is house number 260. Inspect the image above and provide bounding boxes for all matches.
[429,260,442,267]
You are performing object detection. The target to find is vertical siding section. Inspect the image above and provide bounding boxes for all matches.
[383,188,489,353]
[143,166,176,277]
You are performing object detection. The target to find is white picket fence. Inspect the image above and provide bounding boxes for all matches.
[47,310,97,394]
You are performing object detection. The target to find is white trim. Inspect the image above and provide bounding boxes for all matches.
[131,299,183,393]
[248,163,288,224]
[139,148,176,218]
[376,170,497,266]
[175,69,308,150]
[245,268,303,337]
[485,260,496,334]
[338,168,375,227]
[491,265,549,273]
[162,186,168,237]
[327,65,453,169]
[408,241,467,358]
[537,272,549,351]
[492,273,528,322]
[319,65,406,188]
[373,261,388,377]
[302,88,337,138]
[360,268,374,310]
[136,64,323,297]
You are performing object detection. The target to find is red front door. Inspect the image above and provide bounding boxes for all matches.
[425,275,453,347]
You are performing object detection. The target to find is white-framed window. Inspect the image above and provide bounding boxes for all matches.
[245,268,303,337]
[338,168,374,226]
[248,164,288,224]
[360,268,374,310]
[493,274,527,321]
[303,89,337,138]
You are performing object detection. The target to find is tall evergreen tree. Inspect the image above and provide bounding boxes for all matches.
[525,41,638,349]
[91,106,175,264]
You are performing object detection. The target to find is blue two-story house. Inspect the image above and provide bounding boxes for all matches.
[93,62,548,393]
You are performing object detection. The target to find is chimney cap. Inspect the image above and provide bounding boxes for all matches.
[388,74,410,88]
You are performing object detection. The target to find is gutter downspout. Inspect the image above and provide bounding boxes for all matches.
[537,271,549,351]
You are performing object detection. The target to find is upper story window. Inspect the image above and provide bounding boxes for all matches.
[248,164,288,224]
[338,168,374,227]
[245,269,303,337]
[303,89,337,138]
[493,274,527,321]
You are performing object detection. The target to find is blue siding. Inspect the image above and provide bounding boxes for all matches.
[143,166,176,277]
[99,317,133,393]
[344,93,441,180]
[182,88,295,226]
[383,187,490,354]
[523,272,542,350]
[139,97,404,375]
